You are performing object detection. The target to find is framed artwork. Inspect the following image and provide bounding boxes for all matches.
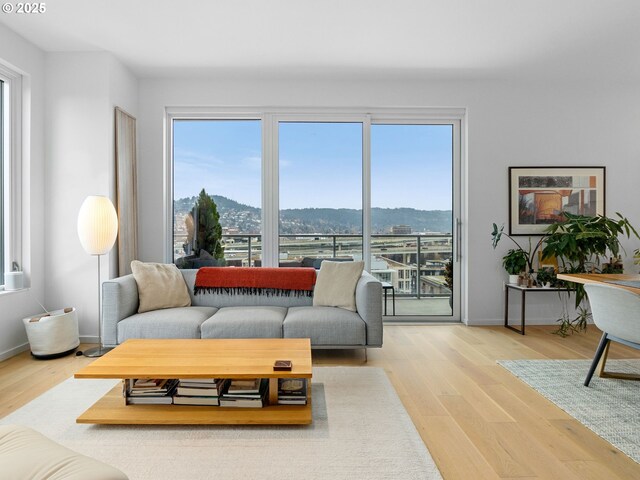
[509,166,605,235]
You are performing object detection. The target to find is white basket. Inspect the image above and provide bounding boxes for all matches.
[22,308,80,358]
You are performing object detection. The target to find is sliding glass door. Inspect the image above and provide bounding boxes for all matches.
[371,124,455,318]
[168,109,462,321]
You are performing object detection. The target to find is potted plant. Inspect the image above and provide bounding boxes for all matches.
[491,223,544,284]
[535,267,555,288]
[443,258,454,307]
[502,249,528,284]
[541,212,640,335]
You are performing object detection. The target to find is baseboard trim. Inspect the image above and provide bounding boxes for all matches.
[467,318,594,327]
[79,336,98,344]
[0,343,30,362]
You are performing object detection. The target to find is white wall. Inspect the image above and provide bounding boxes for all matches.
[137,77,640,325]
[0,23,46,360]
[1,33,638,359]
[44,52,137,342]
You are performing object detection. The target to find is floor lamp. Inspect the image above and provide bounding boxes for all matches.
[77,195,119,357]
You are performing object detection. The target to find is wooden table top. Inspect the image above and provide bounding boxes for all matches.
[556,273,640,295]
[74,338,313,380]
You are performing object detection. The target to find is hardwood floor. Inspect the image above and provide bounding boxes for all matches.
[2,325,639,479]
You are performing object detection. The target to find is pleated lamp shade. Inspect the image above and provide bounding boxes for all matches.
[77,196,118,255]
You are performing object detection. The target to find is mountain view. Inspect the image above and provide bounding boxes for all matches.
[174,195,452,235]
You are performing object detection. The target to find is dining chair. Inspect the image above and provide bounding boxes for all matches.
[583,283,640,386]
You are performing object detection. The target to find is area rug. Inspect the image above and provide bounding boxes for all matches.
[499,359,640,464]
[0,367,442,480]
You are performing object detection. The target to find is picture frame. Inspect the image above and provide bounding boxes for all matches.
[509,166,605,235]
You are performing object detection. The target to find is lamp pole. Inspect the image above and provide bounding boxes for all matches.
[83,254,112,357]
[77,195,118,358]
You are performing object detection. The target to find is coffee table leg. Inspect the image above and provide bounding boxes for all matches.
[268,378,278,405]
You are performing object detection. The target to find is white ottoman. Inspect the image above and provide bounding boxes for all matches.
[0,425,129,479]
[23,308,80,359]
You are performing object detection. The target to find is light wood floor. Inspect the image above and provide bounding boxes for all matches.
[2,325,640,479]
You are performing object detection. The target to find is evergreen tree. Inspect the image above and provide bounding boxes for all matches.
[193,188,224,259]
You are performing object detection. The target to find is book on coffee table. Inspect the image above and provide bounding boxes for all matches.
[173,395,219,406]
[226,378,261,394]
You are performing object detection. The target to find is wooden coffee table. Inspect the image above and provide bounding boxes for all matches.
[74,338,312,425]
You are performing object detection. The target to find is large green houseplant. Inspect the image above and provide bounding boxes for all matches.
[541,212,640,335]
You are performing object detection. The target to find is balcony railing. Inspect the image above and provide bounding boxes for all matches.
[175,233,453,301]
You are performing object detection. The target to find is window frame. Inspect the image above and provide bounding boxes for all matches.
[165,106,465,321]
[0,64,23,290]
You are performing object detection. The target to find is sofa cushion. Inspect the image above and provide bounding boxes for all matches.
[313,261,364,311]
[131,260,191,313]
[284,306,366,345]
[201,306,286,339]
[117,306,217,343]
[0,425,128,480]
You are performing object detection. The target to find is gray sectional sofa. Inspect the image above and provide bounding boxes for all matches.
[102,269,383,350]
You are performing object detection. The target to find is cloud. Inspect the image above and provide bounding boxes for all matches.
[174,149,223,166]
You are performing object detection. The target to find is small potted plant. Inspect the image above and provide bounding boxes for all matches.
[491,223,544,284]
[503,249,528,284]
[535,267,555,288]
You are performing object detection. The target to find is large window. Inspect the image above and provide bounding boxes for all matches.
[0,79,4,285]
[168,109,462,321]
[0,65,22,291]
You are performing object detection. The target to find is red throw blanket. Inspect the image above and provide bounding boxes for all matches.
[194,267,316,297]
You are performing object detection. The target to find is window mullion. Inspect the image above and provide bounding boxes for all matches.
[362,115,371,272]
[262,113,279,267]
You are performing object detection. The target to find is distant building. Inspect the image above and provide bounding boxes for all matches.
[391,225,412,235]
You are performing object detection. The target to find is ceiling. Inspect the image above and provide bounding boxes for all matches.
[2,0,640,80]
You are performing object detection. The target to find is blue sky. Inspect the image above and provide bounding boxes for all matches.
[174,120,452,210]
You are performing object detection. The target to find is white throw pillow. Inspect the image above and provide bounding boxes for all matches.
[131,260,191,313]
[313,261,364,311]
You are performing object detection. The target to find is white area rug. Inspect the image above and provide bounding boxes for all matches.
[1,367,441,480]
[499,359,640,464]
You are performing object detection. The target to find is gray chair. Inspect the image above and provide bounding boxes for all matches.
[583,283,640,386]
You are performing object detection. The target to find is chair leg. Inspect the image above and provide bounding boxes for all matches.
[597,341,611,377]
[584,332,609,387]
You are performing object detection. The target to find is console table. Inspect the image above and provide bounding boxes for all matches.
[504,284,573,335]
